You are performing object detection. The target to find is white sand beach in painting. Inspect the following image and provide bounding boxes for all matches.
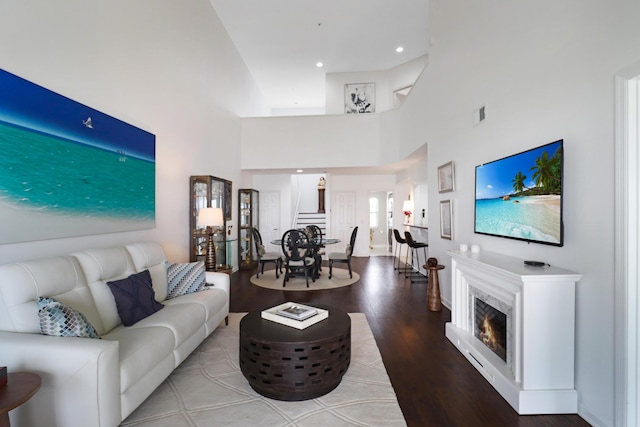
[476,194,562,244]
[516,194,561,212]
[0,200,154,244]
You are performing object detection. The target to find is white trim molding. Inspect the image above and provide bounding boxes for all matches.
[614,62,640,427]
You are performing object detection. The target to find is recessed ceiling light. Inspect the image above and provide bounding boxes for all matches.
[316,62,323,68]
[297,169,303,173]
[396,46,404,53]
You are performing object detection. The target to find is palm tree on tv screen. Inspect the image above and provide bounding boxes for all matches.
[512,171,527,194]
[530,149,562,194]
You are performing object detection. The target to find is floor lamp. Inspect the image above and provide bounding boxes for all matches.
[198,207,224,271]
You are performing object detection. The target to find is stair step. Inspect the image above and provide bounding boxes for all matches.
[295,212,326,234]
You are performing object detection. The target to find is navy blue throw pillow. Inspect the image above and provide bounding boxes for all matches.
[107,269,164,326]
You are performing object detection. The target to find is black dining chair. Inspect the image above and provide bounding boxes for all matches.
[281,229,316,287]
[328,226,358,279]
[251,227,283,278]
[305,224,325,271]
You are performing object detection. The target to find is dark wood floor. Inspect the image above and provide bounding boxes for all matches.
[229,256,591,427]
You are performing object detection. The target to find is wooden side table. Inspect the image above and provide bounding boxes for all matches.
[425,257,445,312]
[0,372,41,427]
[215,264,234,275]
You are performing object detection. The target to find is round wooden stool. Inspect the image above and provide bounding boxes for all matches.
[425,257,445,311]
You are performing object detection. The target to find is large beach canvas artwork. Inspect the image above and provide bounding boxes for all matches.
[0,69,155,244]
[474,140,563,246]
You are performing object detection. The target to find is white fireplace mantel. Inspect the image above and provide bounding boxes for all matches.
[445,250,582,415]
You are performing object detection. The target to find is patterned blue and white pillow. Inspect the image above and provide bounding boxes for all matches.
[165,261,207,299]
[38,297,101,339]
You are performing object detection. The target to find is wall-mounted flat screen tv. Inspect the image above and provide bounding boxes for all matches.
[474,139,564,247]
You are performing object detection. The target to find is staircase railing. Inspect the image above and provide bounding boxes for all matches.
[291,191,301,229]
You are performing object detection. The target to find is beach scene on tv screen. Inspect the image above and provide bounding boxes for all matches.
[475,141,562,244]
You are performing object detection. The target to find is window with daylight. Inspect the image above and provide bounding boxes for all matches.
[369,197,379,228]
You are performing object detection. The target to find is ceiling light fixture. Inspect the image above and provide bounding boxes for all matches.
[297,169,303,173]
[396,46,404,53]
[316,62,323,68]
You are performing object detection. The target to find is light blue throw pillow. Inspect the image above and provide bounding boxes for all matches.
[165,261,207,299]
[38,297,101,339]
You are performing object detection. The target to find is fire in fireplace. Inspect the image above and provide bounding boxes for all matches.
[474,298,507,362]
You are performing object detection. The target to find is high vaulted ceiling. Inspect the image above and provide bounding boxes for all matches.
[209,0,429,112]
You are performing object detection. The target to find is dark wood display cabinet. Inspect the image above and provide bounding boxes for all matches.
[238,188,259,270]
[189,175,233,270]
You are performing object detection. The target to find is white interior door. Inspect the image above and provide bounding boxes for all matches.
[259,191,280,249]
[332,191,356,254]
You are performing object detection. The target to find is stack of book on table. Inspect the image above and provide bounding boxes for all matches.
[261,302,328,329]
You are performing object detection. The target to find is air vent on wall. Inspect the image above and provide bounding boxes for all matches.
[474,105,487,126]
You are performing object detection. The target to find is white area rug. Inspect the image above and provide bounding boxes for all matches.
[120,313,406,426]
[250,268,360,291]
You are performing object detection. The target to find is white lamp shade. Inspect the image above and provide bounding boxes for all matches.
[198,207,224,227]
[402,200,414,213]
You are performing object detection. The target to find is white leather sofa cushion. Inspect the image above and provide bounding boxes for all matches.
[131,303,205,351]
[73,246,138,335]
[102,325,175,394]
[0,255,105,334]
[125,242,169,301]
[165,287,228,335]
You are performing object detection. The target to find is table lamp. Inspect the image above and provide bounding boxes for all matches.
[198,207,224,271]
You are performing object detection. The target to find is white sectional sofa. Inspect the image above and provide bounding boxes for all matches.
[0,242,230,427]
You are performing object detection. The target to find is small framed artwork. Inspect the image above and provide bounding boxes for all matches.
[440,200,452,240]
[438,161,455,193]
[344,83,375,114]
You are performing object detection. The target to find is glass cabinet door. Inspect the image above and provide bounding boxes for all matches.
[238,189,259,270]
[189,176,232,269]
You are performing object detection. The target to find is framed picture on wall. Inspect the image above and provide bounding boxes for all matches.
[440,200,452,240]
[0,68,156,244]
[438,161,455,193]
[344,83,375,114]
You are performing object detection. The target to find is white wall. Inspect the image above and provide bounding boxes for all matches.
[0,0,268,263]
[248,173,325,230]
[405,1,640,425]
[292,174,325,213]
[240,113,391,170]
[247,174,292,247]
[327,174,396,256]
[238,57,428,174]
[325,55,429,115]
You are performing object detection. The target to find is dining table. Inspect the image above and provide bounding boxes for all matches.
[271,237,340,280]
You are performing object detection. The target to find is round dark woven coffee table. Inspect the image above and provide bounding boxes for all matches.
[239,305,351,401]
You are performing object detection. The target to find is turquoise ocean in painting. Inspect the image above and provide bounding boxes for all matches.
[0,120,154,220]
